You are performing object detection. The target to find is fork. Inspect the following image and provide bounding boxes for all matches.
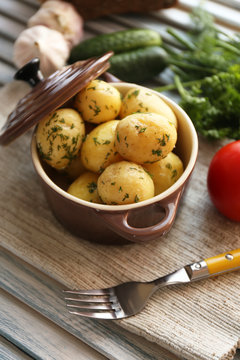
[64,248,240,320]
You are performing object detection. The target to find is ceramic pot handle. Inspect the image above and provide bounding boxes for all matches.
[98,191,182,243]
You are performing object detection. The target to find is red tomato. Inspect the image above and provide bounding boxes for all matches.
[207,140,240,221]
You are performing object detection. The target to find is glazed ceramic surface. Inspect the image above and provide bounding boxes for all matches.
[31,83,198,244]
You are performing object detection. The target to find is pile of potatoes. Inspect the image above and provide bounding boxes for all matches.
[36,79,183,205]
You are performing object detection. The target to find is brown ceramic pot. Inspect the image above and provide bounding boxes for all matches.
[31,83,198,244]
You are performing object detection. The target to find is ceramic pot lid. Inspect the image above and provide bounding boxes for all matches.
[0,52,113,145]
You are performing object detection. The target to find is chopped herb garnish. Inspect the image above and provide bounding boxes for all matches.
[143,168,153,178]
[89,100,101,116]
[134,195,140,203]
[171,169,177,178]
[116,131,120,142]
[132,90,139,97]
[102,140,111,145]
[37,143,52,161]
[122,193,129,201]
[135,125,147,133]
[93,137,101,145]
[157,134,168,146]
[87,182,97,193]
[104,152,111,160]
[166,163,172,170]
[152,149,162,156]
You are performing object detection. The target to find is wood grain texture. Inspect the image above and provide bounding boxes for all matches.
[0,0,36,23]
[0,247,181,360]
[0,336,33,360]
[1,289,107,360]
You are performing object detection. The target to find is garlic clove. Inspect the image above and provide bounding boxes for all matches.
[13,25,70,77]
[28,1,83,47]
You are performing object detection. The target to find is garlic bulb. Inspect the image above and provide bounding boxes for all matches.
[28,1,83,47]
[13,25,70,77]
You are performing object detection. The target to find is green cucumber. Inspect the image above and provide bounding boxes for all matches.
[70,28,162,62]
[109,46,167,83]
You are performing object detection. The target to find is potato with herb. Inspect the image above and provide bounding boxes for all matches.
[115,112,177,165]
[64,151,86,179]
[67,172,101,203]
[97,161,154,205]
[36,108,85,170]
[120,87,177,128]
[81,120,122,173]
[74,79,122,124]
[144,152,184,195]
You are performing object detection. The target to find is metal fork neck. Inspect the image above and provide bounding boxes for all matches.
[185,260,209,281]
[150,260,209,289]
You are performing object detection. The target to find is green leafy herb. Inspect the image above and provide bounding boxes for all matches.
[134,195,140,203]
[116,131,120,142]
[102,140,111,145]
[152,149,162,156]
[93,137,101,145]
[175,68,240,139]
[122,193,129,201]
[87,182,97,193]
[135,125,147,133]
[154,7,240,140]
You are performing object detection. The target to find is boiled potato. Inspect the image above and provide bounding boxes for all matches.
[120,87,177,128]
[36,108,85,170]
[64,151,86,180]
[74,80,122,124]
[81,120,122,173]
[97,161,154,205]
[67,172,101,203]
[115,113,177,164]
[144,152,184,195]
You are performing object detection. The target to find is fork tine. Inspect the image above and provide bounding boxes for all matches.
[68,310,118,320]
[66,303,119,310]
[63,289,111,296]
[64,295,116,303]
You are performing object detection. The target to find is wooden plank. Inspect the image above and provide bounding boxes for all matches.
[0,336,33,360]
[0,62,16,86]
[0,15,26,41]
[18,0,39,10]
[213,0,240,9]
[1,289,107,360]
[0,247,182,360]
[0,0,36,24]
[0,37,14,65]
[178,0,240,30]
[85,18,128,35]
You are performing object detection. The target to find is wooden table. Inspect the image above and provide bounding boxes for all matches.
[0,1,240,359]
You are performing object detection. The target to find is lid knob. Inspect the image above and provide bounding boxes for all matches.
[14,58,44,87]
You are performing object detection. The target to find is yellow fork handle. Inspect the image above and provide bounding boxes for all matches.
[205,248,240,275]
